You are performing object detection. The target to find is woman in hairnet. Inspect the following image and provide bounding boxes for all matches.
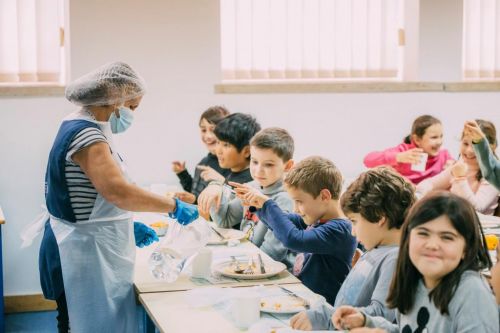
[38,62,198,333]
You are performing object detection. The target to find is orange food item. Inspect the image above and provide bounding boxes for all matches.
[485,234,499,251]
[150,221,167,228]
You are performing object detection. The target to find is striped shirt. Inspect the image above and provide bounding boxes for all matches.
[64,127,108,222]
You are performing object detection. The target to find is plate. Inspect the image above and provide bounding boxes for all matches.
[213,259,286,280]
[260,295,308,314]
[207,227,247,245]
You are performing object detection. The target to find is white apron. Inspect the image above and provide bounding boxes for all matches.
[50,113,137,332]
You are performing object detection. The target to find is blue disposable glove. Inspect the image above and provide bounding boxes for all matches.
[133,222,159,248]
[169,197,199,225]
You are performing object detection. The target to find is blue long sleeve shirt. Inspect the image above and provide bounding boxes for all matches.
[256,200,357,305]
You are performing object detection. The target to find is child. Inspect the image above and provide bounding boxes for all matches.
[417,119,499,215]
[289,167,416,331]
[490,245,500,305]
[332,192,499,333]
[464,120,500,191]
[364,115,453,184]
[197,113,261,221]
[211,128,295,266]
[233,156,357,305]
[172,106,230,203]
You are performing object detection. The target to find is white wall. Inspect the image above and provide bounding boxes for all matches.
[1,0,499,296]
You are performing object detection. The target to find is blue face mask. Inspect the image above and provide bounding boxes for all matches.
[109,106,134,134]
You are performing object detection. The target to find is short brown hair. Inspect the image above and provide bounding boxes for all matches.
[250,127,294,162]
[199,105,230,125]
[285,156,342,199]
[341,167,416,230]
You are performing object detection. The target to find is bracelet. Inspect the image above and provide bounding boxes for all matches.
[209,180,224,186]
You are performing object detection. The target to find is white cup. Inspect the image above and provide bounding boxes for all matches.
[411,153,428,172]
[191,248,212,279]
[231,294,260,329]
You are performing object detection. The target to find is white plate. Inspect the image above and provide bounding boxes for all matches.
[213,260,286,280]
[260,295,308,314]
[207,228,247,245]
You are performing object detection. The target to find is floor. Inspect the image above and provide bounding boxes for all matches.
[5,307,149,332]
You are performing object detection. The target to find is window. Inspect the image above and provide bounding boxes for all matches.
[0,0,66,85]
[220,0,415,82]
[463,0,500,80]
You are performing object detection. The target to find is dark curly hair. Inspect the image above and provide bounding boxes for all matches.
[341,166,416,229]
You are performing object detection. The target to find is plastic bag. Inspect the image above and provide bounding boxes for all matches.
[148,217,211,282]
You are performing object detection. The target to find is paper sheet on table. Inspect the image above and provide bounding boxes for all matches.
[248,319,342,332]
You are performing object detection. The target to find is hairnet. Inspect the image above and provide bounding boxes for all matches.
[65,61,146,106]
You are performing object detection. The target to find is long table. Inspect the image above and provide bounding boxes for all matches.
[138,284,319,333]
[134,241,300,294]
[134,237,302,332]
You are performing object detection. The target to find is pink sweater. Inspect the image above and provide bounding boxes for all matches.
[363,142,453,184]
[417,162,500,215]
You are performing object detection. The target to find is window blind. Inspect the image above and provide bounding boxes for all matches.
[0,0,65,83]
[220,0,404,81]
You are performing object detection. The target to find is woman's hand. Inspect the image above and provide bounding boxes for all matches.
[450,160,468,178]
[229,181,270,208]
[197,165,225,182]
[332,306,365,330]
[396,148,424,164]
[172,161,186,174]
[174,191,196,204]
[289,311,312,331]
[464,120,486,144]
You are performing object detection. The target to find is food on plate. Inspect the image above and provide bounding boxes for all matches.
[149,221,168,236]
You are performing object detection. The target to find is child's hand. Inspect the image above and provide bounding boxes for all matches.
[197,165,225,182]
[197,184,223,213]
[451,160,468,178]
[464,120,486,143]
[350,329,388,333]
[396,148,424,164]
[289,311,312,331]
[331,306,365,330]
[174,191,196,204]
[229,181,270,208]
[444,159,455,169]
[172,161,186,174]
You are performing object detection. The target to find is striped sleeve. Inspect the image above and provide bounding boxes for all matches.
[65,127,107,163]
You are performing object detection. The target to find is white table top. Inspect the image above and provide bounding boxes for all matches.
[139,284,320,333]
[134,239,300,293]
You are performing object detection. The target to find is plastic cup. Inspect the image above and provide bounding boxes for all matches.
[411,153,428,172]
[231,294,260,329]
[191,248,213,279]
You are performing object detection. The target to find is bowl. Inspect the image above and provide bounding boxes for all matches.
[150,221,168,237]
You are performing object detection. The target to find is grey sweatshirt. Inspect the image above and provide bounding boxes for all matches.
[210,180,296,266]
[473,138,500,191]
[365,271,499,333]
[306,245,399,330]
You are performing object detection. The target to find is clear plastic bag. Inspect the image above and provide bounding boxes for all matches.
[148,217,211,282]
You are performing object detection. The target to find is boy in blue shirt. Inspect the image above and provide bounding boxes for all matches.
[232,156,357,305]
[289,166,416,330]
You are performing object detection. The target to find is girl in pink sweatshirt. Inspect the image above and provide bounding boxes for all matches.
[364,115,453,184]
[417,119,499,215]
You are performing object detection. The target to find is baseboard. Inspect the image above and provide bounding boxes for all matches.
[4,294,56,313]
